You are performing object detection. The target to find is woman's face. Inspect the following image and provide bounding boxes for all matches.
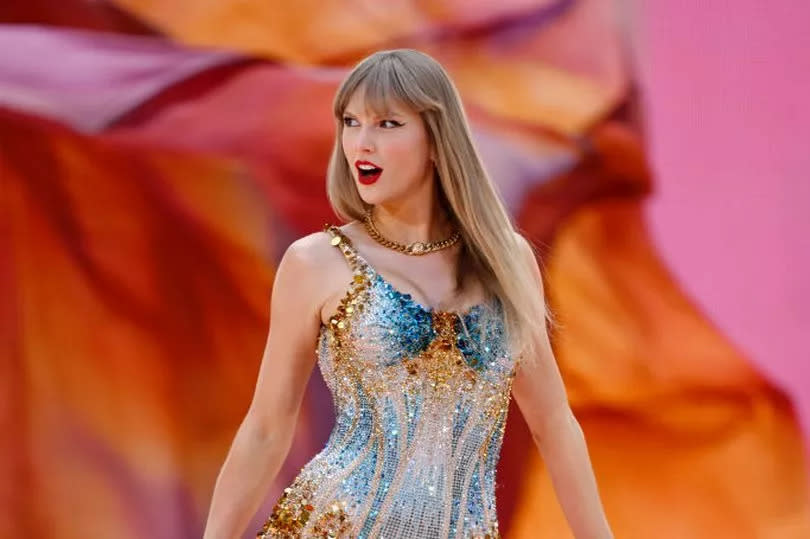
[341,88,434,206]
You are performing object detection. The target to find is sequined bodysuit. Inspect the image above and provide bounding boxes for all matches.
[257,225,518,539]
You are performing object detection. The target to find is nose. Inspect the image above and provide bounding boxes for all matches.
[354,125,375,153]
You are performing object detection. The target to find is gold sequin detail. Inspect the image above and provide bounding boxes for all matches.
[256,479,315,538]
[312,501,351,538]
[257,476,352,538]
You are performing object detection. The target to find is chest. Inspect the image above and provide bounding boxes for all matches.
[320,274,512,386]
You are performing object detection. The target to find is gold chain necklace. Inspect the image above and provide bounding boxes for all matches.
[362,208,461,256]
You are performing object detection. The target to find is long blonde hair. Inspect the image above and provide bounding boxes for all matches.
[326,48,552,365]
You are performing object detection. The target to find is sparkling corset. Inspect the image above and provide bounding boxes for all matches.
[257,225,517,539]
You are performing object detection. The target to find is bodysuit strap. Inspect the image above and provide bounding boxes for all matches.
[323,224,370,274]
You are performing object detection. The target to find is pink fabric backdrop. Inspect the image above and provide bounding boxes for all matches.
[635,1,810,444]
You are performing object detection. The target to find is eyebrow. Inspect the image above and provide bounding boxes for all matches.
[343,109,405,118]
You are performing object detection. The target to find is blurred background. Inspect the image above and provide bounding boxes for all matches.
[2,1,809,537]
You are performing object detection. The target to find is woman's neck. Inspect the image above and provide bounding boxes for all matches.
[370,200,454,246]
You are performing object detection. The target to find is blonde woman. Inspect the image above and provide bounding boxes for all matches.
[204,49,613,539]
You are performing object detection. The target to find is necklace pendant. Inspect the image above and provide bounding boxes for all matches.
[409,242,426,255]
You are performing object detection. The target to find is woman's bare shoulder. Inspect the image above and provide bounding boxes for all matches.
[276,227,357,319]
[281,229,344,278]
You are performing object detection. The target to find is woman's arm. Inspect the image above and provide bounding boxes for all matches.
[511,234,613,539]
[203,235,327,539]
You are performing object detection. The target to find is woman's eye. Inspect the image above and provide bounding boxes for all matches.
[342,117,401,128]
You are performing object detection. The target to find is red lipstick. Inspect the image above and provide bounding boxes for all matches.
[355,160,383,185]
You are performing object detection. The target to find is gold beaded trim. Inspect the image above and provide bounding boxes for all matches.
[362,208,461,256]
[256,477,352,538]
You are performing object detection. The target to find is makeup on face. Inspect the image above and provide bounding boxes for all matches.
[355,159,383,185]
[341,92,431,202]
[343,110,399,187]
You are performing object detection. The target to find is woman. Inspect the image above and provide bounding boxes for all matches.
[203,49,612,539]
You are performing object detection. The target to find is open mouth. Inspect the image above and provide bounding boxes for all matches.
[356,162,383,185]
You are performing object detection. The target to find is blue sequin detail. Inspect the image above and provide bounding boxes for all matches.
[340,442,378,507]
[452,401,472,452]
[371,272,505,371]
[374,276,436,362]
[324,384,374,471]
[464,463,485,535]
[404,391,423,445]
[455,298,507,374]
[359,398,401,536]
